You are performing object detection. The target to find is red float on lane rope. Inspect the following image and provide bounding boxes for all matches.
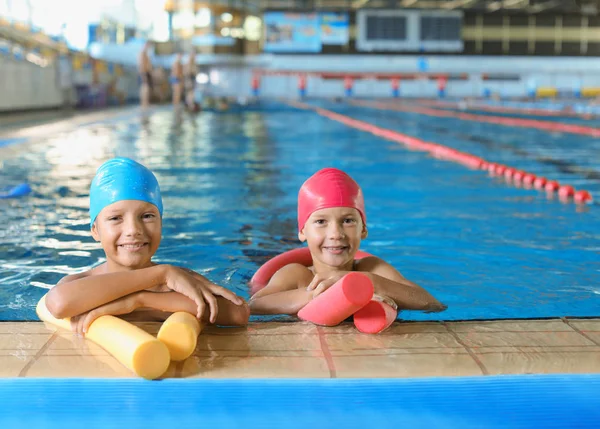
[523,173,536,186]
[558,185,575,199]
[545,181,560,192]
[533,177,548,190]
[513,171,526,182]
[574,190,593,204]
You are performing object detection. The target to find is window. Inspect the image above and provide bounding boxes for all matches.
[420,16,461,41]
[366,16,407,40]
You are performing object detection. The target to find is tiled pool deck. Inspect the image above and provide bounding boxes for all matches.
[2,319,599,378]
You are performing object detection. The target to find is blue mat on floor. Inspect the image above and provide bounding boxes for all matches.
[0,375,598,428]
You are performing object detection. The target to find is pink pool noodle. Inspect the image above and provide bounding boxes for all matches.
[353,300,398,334]
[250,247,372,294]
[297,272,374,326]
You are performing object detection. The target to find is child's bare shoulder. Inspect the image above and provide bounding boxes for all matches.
[57,271,91,285]
[272,263,314,286]
[355,256,406,280]
[277,263,313,276]
[355,255,390,271]
[57,264,105,285]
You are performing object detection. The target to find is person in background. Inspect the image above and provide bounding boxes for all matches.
[170,53,184,108]
[185,47,197,111]
[138,42,153,109]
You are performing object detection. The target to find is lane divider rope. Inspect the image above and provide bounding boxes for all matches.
[350,99,600,138]
[412,99,595,119]
[288,100,594,205]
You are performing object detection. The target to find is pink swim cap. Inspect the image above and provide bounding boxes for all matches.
[298,168,366,232]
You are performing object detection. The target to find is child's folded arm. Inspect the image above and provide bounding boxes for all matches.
[46,265,170,319]
[46,264,245,321]
[250,264,313,300]
[248,289,313,315]
[69,292,144,335]
[70,290,249,335]
[137,291,250,326]
[359,257,447,312]
[249,264,314,315]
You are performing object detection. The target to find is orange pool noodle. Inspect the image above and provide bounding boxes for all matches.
[297,272,374,326]
[157,312,203,361]
[36,294,170,380]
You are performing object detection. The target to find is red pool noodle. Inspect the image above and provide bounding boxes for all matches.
[297,272,374,326]
[250,247,372,294]
[353,300,398,334]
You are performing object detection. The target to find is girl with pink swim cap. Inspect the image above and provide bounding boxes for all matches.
[249,168,446,326]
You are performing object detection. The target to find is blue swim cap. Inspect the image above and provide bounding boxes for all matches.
[89,157,163,226]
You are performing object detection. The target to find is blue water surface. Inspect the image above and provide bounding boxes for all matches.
[0,102,598,321]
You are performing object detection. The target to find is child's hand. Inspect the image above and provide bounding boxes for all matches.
[163,266,244,323]
[306,271,351,298]
[70,293,141,336]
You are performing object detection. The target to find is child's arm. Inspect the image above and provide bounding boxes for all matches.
[138,292,250,326]
[70,291,250,335]
[249,264,315,315]
[46,266,167,319]
[46,265,244,322]
[367,266,446,312]
[307,257,447,312]
[249,289,314,315]
[250,264,309,299]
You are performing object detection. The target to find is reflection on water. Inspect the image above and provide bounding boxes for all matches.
[1,103,599,321]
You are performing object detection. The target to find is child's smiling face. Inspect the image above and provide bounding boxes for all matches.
[299,207,367,273]
[92,200,162,271]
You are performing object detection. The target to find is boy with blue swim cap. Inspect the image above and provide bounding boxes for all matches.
[46,157,249,335]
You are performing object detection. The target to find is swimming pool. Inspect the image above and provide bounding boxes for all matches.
[1,102,598,321]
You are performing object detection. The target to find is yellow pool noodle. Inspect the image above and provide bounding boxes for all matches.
[36,294,170,380]
[156,312,203,361]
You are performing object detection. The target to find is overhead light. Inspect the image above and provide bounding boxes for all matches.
[174,11,195,30]
[244,15,262,42]
[196,73,209,84]
[220,27,230,36]
[221,13,233,23]
[195,8,211,27]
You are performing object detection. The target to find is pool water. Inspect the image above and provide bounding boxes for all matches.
[1,102,599,321]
